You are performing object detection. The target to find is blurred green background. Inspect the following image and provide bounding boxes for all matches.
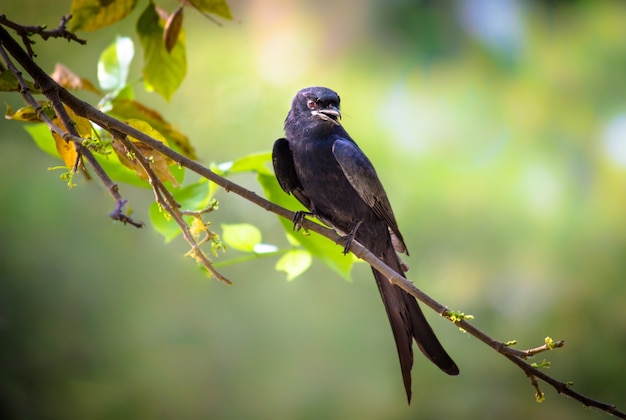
[2,0,626,418]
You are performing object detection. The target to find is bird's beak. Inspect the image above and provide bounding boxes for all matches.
[311,104,341,124]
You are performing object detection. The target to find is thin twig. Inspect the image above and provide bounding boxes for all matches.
[0,14,86,57]
[501,352,622,416]
[517,339,566,359]
[109,199,143,228]
[114,134,231,284]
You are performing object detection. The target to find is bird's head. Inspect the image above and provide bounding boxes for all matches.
[289,86,342,126]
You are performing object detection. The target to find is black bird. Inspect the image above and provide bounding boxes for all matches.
[272,86,459,403]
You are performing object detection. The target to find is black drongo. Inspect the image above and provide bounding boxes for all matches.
[272,86,459,403]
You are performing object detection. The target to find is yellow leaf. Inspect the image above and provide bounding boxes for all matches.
[51,130,78,168]
[110,98,197,159]
[5,101,57,122]
[112,119,179,186]
[50,106,93,168]
[69,0,138,32]
[5,104,41,122]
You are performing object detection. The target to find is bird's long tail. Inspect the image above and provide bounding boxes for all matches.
[371,244,459,403]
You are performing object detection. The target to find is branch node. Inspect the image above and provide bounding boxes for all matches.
[109,199,144,228]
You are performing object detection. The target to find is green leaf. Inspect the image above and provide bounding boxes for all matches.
[217,152,273,175]
[136,3,187,101]
[149,203,178,242]
[221,223,262,252]
[113,85,135,101]
[257,172,355,281]
[0,69,39,92]
[275,249,312,281]
[175,179,214,209]
[0,69,19,91]
[69,0,138,32]
[190,0,233,20]
[150,181,213,242]
[97,37,135,91]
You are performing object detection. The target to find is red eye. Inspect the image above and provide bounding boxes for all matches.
[307,99,318,110]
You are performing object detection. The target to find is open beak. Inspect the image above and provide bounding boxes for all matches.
[311,104,341,124]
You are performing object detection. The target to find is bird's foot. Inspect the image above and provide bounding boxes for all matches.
[340,220,363,255]
[292,210,314,231]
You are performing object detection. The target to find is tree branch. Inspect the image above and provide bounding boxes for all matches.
[1,17,624,419]
[114,133,231,283]
[0,14,85,57]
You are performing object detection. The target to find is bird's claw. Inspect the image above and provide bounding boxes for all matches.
[292,210,314,231]
[340,220,363,255]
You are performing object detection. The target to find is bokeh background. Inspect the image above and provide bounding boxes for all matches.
[2,0,626,418]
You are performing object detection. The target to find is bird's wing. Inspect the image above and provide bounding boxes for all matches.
[272,138,312,209]
[332,138,407,253]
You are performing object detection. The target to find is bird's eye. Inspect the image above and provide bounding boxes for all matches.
[307,99,318,110]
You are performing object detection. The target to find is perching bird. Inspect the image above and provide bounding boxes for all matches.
[272,86,459,403]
